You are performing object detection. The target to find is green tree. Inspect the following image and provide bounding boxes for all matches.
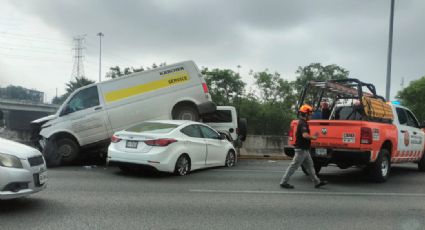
[52,76,95,104]
[202,68,246,106]
[250,70,297,134]
[0,85,43,102]
[253,70,296,106]
[294,63,349,93]
[105,66,123,79]
[396,76,425,123]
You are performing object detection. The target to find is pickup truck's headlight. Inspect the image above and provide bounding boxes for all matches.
[0,153,23,168]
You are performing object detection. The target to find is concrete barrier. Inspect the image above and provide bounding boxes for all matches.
[240,135,289,159]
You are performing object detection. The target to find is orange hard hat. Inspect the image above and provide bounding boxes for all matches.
[299,104,313,114]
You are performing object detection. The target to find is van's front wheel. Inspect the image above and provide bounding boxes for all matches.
[57,138,80,165]
[173,106,199,121]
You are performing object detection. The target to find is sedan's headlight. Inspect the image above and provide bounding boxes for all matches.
[0,153,23,168]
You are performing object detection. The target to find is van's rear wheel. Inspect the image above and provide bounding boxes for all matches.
[57,138,80,165]
[368,149,390,182]
[173,106,199,121]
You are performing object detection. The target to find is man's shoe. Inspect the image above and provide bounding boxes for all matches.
[280,183,294,189]
[315,180,328,188]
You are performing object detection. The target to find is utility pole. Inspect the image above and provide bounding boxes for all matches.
[385,0,395,101]
[71,35,86,80]
[97,32,104,82]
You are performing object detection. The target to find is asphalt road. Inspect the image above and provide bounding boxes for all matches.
[1,159,425,230]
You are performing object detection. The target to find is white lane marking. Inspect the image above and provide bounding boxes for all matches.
[189,189,425,197]
[212,169,304,173]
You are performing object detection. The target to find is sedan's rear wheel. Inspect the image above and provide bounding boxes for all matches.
[225,151,236,167]
[174,155,191,176]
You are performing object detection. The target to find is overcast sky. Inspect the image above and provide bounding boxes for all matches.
[0,0,424,102]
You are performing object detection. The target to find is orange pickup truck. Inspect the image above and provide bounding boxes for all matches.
[285,79,425,182]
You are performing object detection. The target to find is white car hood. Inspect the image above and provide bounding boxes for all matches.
[0,137,42,159]
[32,114,57,124]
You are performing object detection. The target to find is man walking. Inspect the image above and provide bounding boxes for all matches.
[280,104,327,189]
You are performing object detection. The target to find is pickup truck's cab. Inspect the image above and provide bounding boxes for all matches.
[286,79,425,182]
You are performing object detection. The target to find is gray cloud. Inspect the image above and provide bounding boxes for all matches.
[6,0,425,99]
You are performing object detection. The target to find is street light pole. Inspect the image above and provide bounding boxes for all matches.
[97,32,104,82]
[385,0,395,101]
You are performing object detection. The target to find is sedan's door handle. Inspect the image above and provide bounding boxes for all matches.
[400,130,406,133]
[94,106,102,111]
[413,131,417,135]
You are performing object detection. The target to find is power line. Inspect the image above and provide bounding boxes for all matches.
[0,32,71,45]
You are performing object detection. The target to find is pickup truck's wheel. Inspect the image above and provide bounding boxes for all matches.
[368,149,391,182]
[418,151,425,172]
[173,106,199,121]
[301,162,322,176]
[57,138,80,165]
[174,154,191,176]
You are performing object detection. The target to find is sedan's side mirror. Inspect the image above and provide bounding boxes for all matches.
[219,133,227,140]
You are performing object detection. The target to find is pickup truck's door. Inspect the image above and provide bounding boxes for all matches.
[395,107,424,161]
[59,86,111,146]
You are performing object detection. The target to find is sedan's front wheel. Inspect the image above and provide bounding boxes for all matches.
[225,151,236,167]
[174,155,191,176]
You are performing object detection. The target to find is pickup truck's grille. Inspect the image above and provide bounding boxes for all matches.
[28,156,44,167]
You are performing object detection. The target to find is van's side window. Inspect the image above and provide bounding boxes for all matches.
[63,86,99,115]
[202,110,232,123]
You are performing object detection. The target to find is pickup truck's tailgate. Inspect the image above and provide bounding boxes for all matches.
[308,120,363,149]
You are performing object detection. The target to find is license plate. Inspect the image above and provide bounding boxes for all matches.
[315,148,327,156]
[39,171,48,185]
[126,140,138,149]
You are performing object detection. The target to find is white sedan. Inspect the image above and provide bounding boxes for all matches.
[0,137,47,200]
[107,120,237,175]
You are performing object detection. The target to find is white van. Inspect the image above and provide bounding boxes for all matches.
[203,106,247,147]
[32,60,215,166]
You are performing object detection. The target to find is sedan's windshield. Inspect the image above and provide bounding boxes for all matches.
[125,122,178,133]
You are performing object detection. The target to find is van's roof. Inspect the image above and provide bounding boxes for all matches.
[74,60,196,91]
